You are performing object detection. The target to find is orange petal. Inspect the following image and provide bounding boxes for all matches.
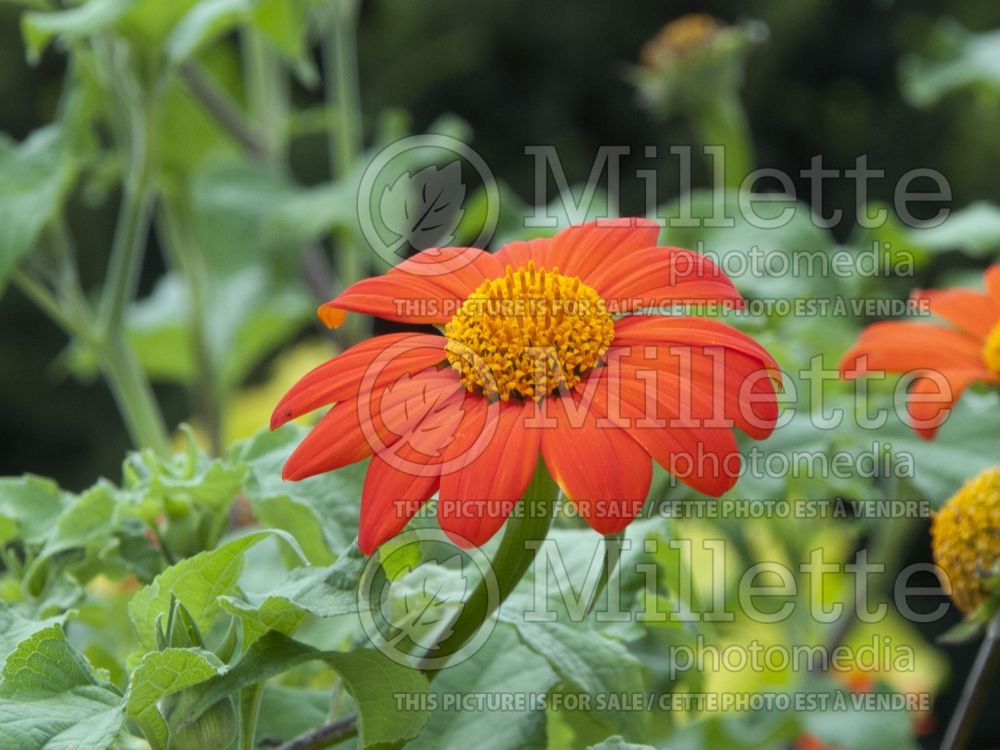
[906,369,983,440]
[282,369,463,480]
[913,287,998,338]
[438,399,541,547]
[614,316,781,377]
[586,246,742,312]
[546,218,662,281]
[491,236,553,269]
[270,333,446,429]
[318,247,503,327]
[840,322,986,375]
[540,390,652,534]
[358,456,440,554]
[589,361,741,497]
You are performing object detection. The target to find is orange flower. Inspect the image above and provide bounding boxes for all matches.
[272,219,780,554]
[840,265,1000,439]
[795,734,844,750]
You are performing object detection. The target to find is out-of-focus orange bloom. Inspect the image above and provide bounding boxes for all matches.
[840,265,1000,438]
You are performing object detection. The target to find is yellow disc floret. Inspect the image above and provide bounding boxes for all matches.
[982,323,1000,376]
[931,466,1000,614]
[444,261,615,401]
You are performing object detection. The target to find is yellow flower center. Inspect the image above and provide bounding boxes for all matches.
[983,322,1000,376]
[444,261,615,401]
[931,466,1000,614]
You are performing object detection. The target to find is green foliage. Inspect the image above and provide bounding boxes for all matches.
[0,127,75,293]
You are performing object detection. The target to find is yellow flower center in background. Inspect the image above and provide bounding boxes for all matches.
[982,323,1000,376]
[931,466,1000,614]
[444,261,615,401]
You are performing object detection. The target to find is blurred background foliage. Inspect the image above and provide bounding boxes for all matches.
[2,0,1000,487]
[2,0,1000,748]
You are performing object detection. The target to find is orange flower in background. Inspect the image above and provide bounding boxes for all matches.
[272,219,780,554]
[840,265,1000,439]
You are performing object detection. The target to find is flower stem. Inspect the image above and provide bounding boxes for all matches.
[690,93,753,190]
[940,614,1000,750]
[416,458,560,673]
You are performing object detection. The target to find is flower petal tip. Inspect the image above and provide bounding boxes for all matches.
[317,304,346,329]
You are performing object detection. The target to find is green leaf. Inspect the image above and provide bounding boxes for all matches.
[586,738,658,750]
[255,684,330,743]
[663,711,798,750]
[0,127,75,294]
[408,624,558,750]
[253,0,316,83]
[124,273,198,383]
[799,684,920,750]
[254,543,368,618]
[0,475,70,546]
[192,157,353,275]
[233,426,366,560]
[908,201,1000,258]
[509,620,647,738]
[218,592,307,648]
[23,482,120,591]
[186,632,431,749]
[128,531,286,651]
[125,647,224,750]
[166,0,255,65]
[20,0,136,63]
[0,604,68,671]
[659,190,838,300]
[0,625,124,750]
[901,21,1000,107]
[844,391,1000,503]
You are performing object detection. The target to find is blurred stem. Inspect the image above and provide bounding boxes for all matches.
[689,93,752,190]
[242,27,287,169]
[90,41,170,455]
[180,62,265,157]
[941,615,1000,750]
[276,716,357,750]
[417,459,560,673]
[101,337,170,456]
[239,684,265,750]
[157,200,223,455]
[324,0,367,343]
[10,268,92,343]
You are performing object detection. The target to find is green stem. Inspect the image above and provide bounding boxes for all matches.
[242,27,287,169]
[98,100,156,334]
[324,0,368,342]
[325,0,362,177]
[239,683,265,750]
[690,92,753,190]
[10,268,92,342]
[416,459,560,673]
[157,200,223,455]
[85,40,172,454]
[101,335,171,456]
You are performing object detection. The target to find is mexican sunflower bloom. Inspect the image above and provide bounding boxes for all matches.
[840,265,1000,439]
[271,219,780,554]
